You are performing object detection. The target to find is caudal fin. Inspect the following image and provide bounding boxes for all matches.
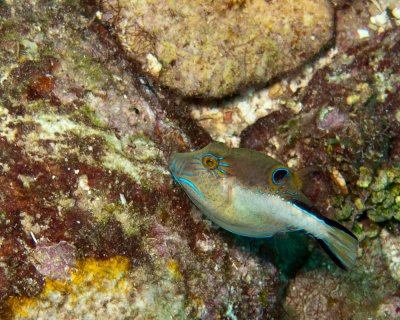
[317,219,358,270]
[290,197,358,270]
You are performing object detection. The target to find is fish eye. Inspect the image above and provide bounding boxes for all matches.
[272,168,289,185]
[202,155,219,170]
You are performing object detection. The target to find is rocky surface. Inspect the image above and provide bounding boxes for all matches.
[240,26,400,220]
[0,1,279,319]
[284,236,398,319]
[1,0,400,319]
[100,0,334,98]
[237,3,400,319]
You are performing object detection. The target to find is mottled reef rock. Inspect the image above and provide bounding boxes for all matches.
[284,236,398,319]
[0,1,279,319]
[241,26,400,226]
[239,9,400,320]
[1,0,400,319]
[100,0,334,98]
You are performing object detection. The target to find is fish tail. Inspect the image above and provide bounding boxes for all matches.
[316,218,358,270]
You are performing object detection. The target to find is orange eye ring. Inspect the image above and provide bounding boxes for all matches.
[202,155,219,170]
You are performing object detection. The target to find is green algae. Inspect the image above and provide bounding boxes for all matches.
[277,118,301,145]
[361,165,400,223]
[370,170,390,191]
[334,201,354,221]
[352,223,365,241]
[335,164,400,227]
[69,52,110,88]
[1,103,165,237]
[0,29,21,42]
[0,211,6,223]
[20,39,40,61]
[371,190,386,204]
[0,105,167,186]
[17,174,36,189]
[259,288,270,308]
[79,105,108,128]
[357,166,373,188]
[102,152,166,189]
[367,207,393,223]
[97,201,148,237]
[25,100,50,112]
[74,175,152,237]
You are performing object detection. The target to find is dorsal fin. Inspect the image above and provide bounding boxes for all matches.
[293,166,319,189]
[296,166,319,179]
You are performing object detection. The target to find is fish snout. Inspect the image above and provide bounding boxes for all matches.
[169,153,189,181]
[168,152,178,172]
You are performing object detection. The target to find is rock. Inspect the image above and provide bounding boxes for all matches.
[284,237,398,319]
[240,28,400,224]
[380,229,400,282]
[0,0,280,318]
[100,0,334,98]
[30,241,76,281]
[2,0,400,318]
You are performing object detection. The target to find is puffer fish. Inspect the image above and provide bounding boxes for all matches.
[169,141,358,270]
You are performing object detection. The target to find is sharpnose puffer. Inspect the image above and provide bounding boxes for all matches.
[169,141,358,270]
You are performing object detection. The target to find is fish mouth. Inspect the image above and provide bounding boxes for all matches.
[169,154,184,180]
[169,155,207,201]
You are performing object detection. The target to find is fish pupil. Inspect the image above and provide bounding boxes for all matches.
[272,168,289,184]
[202,155,218,170]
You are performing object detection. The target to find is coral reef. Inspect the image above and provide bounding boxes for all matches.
[240,26,400,224]
[0,0,400,319]
[30,241,76,281]
[236,3,400,318]
[9,257,133,319]
[0,0,280,318]
[100,0,334,98]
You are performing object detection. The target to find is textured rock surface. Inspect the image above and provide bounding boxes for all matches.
[100,0,334,98]
[236,6,400,319]
[240,27,400,225]
[1,0,400,319]
[284,237,398,320]
[0,1,280,318]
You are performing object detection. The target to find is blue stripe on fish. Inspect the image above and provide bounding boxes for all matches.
[172,159,178,172]
[177,162,184,174]
[182,172,196,177]
[218,162,232,167]
[202,153,223,160]
[178,177,207,200]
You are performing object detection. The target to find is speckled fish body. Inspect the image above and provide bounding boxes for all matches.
[170,142,358,270]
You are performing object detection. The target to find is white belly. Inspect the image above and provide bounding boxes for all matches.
[204,185,328,238]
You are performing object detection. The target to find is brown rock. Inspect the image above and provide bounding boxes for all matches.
[100,0,334,98]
